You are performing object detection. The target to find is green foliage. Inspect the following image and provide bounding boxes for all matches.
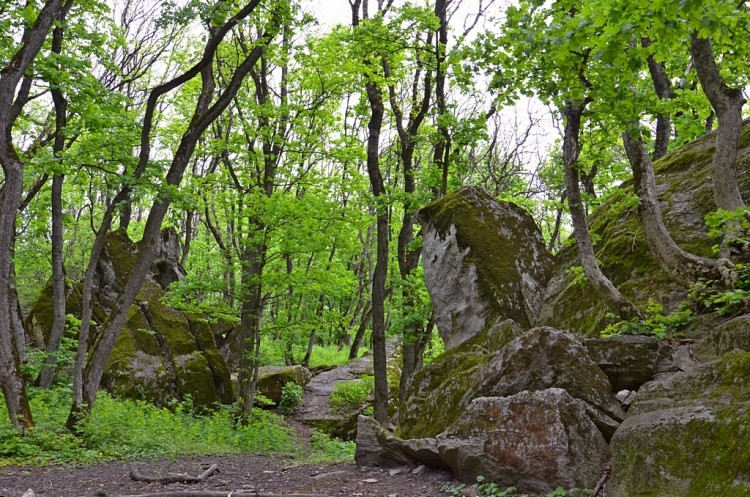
[688,263,750,317]
[329,375,374,414]
[565,265,587,287]
[302,431,356,464]
[705,207,750,252]
[601,301,692,340]
[0,386,352,466]
[278,382,304,416]
[442,476,516,497]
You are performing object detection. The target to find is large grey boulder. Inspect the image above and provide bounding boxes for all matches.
[418,186,553,349]
[468,327,625,431]
[610,351,750,497]
[436,390,609,494]
[355,415,443,469]
[398,319,523,439]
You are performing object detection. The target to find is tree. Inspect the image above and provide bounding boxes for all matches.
[66,0,284,430]
[0,0,73,431]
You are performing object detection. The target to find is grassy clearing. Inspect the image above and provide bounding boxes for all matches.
[0,386,354,467]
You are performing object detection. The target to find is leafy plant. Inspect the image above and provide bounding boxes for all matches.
[688,264,750,317]
[329,375,374,414]
[601,301,692,340]
[278,382,304,416]
[441,476,517,497]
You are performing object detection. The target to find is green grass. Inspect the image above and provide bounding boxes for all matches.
[259,340,362,368]
[0,386,354,467]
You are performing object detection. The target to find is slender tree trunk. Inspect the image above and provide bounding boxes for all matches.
[643,37,672,160]
[237,237,265,420]
[563,101,640,319]
[38,17,69,388]
[0,0,69,431]
[691,33,747,212]
[349,300,371,360]
[622,130,717,287]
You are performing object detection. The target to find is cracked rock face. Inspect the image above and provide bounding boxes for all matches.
[418,186,553,350]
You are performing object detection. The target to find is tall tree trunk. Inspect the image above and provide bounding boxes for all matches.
[237,235,265,420]
[351,0,389,426]
[562,101,640,319]
[434,0,450,197]
[38,16,69,388]
[690,33,746,212]
[622,130,717,287]
[0,0,69,431]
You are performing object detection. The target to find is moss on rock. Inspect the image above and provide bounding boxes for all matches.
[610,352,750,497]
[539,122,750,335]
[397,320,523,439]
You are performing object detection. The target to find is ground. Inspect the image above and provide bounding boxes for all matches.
[0,454,455,497]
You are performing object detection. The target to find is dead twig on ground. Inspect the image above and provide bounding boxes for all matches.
[115,492,331,497]
[129,464,219,485]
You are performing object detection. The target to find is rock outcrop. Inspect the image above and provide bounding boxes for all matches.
[418,187,553,349]
[538,124,750,335]
[25,228,233,408]
[437,390,609,494]
[610,351,750,497]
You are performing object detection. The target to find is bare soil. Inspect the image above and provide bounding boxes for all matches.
[0,454,455,497]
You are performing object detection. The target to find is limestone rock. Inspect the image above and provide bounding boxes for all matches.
[610,351,750,497]
[355,415,442,469]
[26,229,232,408]
[581,335,673,391]
[468,328,625,427]
[101,278,233,407]
[436,390,609,493]
[418,186,552,349]
[398,320,523,439]
[256,365,313,404]
[697,315,750,356]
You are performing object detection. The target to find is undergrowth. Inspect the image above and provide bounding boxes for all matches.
[0,386,353,466]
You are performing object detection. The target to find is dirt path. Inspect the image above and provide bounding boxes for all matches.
[0,453,454,497]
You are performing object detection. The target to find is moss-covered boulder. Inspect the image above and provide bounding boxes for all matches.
[436,389,609,493]
[26,229,232,408]
[418,186,553,349]
[398,319,524,439]
[256,365,313,404]
[610,352,750,497]
[539,124,750,335]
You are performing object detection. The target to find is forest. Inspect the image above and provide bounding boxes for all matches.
[0,0,748,462]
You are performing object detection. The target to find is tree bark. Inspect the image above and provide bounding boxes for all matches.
[622,130,717,287]
[562,101,640,319]
[38,15,70,388]
[643,37,672,160]
[690,33,747,211]
[0,0,70,431]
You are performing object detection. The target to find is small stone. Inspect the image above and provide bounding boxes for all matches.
[616,390,631,402]
[362,478,378,483]
[412,465,426,475]
[22,490,37,497]
[389,468,402,476]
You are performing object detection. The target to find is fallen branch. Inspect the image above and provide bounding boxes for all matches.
[115,492,331,497]
[592,456,611,497]
[129,464,219,485]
